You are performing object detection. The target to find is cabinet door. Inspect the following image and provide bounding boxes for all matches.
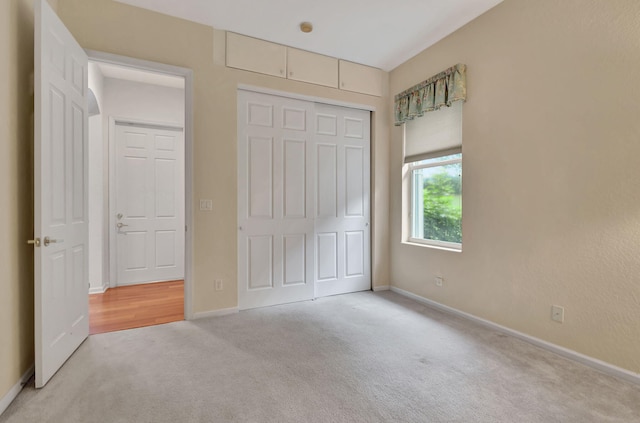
[287,48,338,88]
[339,60,383,97]
[226,32,286,78]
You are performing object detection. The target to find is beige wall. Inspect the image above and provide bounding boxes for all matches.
[56,0,390,314]
[0,0,37,400]
[5,0,637,405]
[389,0,640,373]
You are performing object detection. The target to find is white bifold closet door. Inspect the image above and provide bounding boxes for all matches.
[313,104,371,298]
[237,92,315,309]
[237,90,370,310]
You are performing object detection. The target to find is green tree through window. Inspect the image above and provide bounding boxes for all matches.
[422,166,461,243]
[410,153,461,246]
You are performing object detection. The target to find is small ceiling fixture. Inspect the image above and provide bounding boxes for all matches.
[299,22,313,33]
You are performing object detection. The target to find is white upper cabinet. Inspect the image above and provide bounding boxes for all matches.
[339,60,383,97]
[287,48,338,88]
[225,32,384,97]
[226,32,287,78]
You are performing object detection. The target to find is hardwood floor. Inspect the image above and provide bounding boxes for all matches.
[89,280,184,335]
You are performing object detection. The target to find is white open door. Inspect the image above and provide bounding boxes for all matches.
[34,0,89,388]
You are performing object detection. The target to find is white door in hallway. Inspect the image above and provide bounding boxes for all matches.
[314,104,371,297]
[237,90,371,310]
[115,123,185,286]
[237,91,315,309]
[34,0,89,388]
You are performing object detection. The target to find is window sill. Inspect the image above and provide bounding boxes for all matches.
[403,240,462,253]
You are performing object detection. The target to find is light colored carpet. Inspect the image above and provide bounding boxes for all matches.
[2,291,639,423]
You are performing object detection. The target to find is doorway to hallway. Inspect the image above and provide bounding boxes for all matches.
[87,58,188,334]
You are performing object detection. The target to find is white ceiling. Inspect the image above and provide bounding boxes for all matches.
[97,62,185,89]
[114,0,503,71]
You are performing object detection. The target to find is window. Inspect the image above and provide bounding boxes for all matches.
[404,100,463,250]
[409,153,462,249]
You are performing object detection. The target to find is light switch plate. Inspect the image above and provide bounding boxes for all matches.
[199,199,213,211]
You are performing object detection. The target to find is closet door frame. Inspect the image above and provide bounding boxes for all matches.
[237,86,374,310]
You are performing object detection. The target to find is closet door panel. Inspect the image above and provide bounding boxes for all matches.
[238,91,314,310]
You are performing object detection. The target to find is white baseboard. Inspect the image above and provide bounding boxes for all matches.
[389,286,640,386]
[0,364,34,417]
[89,284,108,295]
[192,307,238,320]
[372,285,390,292]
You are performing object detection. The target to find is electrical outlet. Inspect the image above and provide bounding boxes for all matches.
[215,279,223,291]
[551,305,564,323]
[199,199,213,211]
[435,276,443,287]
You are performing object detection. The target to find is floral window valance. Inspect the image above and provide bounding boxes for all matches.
[394,63,467,126]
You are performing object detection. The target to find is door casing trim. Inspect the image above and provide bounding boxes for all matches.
[86,50,195,320]
[237,83,377,112]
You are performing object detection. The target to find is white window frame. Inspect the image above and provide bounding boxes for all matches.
[408,153,462,251]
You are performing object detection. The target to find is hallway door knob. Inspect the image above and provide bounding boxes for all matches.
[43,236,63,247]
